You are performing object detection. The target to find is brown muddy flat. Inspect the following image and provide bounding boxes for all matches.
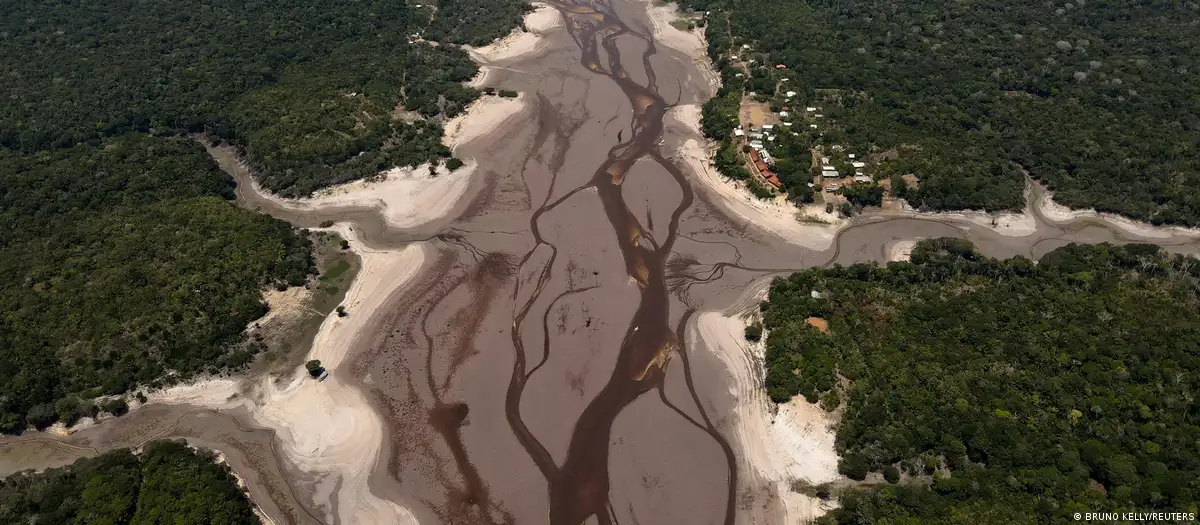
[4,0,1199,524]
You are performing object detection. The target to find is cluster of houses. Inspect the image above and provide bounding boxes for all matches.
[733,124,782,188]
[818,152,869,192]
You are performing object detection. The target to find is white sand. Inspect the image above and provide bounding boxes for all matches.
[252,286,313,332]
[915,208,1037,237]
[244,161,476,230]
[153,225,426,525]
[669,106,844,250]
[645,1,708,62]
[1036,189,1200,239]
[884,193,1037,237]
[645,1,722,99]
[693,304,839,524]
[886,239,918,262]
[443,94,530,154]
[464,3,563,86]
[649,4,845,251]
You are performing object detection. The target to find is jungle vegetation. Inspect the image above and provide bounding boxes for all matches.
[0,136,315,433]
[0,0,524,433]
[687,0,1200,225]
[0,440,260,524]
[760,240,1200,522]
[2,0,526,196]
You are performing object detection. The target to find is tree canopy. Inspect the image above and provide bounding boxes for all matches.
[761,240,1200,522]
[0,440,260,525]
[686,0,1200,225]
[2,0,526,196]
[0,0,525,433]
[0,136,316,433]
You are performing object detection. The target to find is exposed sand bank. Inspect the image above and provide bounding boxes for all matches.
[886,239,918,262]
[151,225,426,525]
[212,448,280,525]
[443,94,530,154]
[253,285,313,332]
[889,204,1038,238]
[669,106,845,250]
[1036,188,1200,240]
[244,162,476,230]
[694,306,839,524]
[465,3,563,86]
[645,2,708,63]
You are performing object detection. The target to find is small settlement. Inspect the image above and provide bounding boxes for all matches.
[702,34,921,215]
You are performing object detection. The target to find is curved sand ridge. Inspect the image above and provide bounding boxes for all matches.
[153,225,426,525]
[1035,187,1200,240]
[443,93,531,154]
[886,239,918,262]
[464,3,564,86]
[692,294,839,524]
[230,161,473,230]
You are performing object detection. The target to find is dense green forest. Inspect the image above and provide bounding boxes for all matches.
[760,240,1200,522]
[0,0,525,433]
[0,136,315,432]
[0,440,260,524]
[686,0,1200,225]
[2,0,526,196]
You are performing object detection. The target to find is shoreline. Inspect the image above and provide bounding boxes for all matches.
[148,5,573,523]
[443,93,531,155]
[1033,186,1200,240]
[887,203,1038,238]
[647,7,847,251]
[464,3,563,87]
[651,5,841,521]
[691,287,839,524]
[151,225,427,525]
[886,239,918,262]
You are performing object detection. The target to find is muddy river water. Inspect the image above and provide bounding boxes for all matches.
[3,0,1199,524]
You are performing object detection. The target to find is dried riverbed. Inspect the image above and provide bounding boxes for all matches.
[3,1,1199,524]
